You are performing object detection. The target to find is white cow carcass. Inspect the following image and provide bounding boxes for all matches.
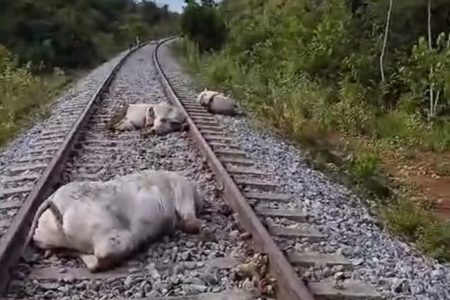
[27,170,203,272]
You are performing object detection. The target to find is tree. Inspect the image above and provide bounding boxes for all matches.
[380,0,393,83]
[181,0,227,51]
[0,0,179,70]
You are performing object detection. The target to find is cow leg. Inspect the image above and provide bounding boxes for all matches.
[86,230,134,272]
[141,127,155,138]
[80,253,119,273]
[176,210,201,234]
[43,248,76,258]
[79,253,116,272]
[181,215,202,234]
[181,122,190,132]
[175,192,202,234]
[44,250,53,258]
[77,230,132,273]
[115,120,135,131]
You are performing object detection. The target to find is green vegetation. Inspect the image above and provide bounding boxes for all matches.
[383,199,450,262]
[181,0,226,51]
[0,45,70,145]
[0,0,179,70]
[0,0,179,146]
[178,0,450,262]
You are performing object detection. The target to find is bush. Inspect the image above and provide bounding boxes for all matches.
[423,120,450,152]
[382,198,434,238]
[349,150,380,183]
[180,0,227,52]
[417,221,450,262]
[374,111,426,145]
[332,78,375,135]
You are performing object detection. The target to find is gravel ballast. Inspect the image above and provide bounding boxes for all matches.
[160,41,450,300]
[0,50,128,177]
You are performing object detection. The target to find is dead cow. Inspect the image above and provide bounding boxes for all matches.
[196,89,241,116]
[108,102,189,135]
[26,170,203,272]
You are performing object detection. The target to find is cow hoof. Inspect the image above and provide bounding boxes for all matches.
[182,217,201,234]
[44,250,53,258]
[80,254,100,272]
[181,123,190,132]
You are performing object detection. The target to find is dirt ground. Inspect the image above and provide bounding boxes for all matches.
[381,148,450,219]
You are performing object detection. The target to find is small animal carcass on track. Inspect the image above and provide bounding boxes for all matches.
[26,170,203,272]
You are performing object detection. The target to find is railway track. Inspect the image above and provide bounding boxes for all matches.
[0,38,382,300]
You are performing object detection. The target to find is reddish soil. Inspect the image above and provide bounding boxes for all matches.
[380,149,450,219]
[293,123,450,219]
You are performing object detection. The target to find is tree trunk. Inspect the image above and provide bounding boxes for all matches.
[428,0,435,121]
[380,0,393,83]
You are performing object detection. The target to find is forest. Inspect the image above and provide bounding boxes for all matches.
[0,0,179,69]
[179,0,450,261]
[0,0,178,145]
